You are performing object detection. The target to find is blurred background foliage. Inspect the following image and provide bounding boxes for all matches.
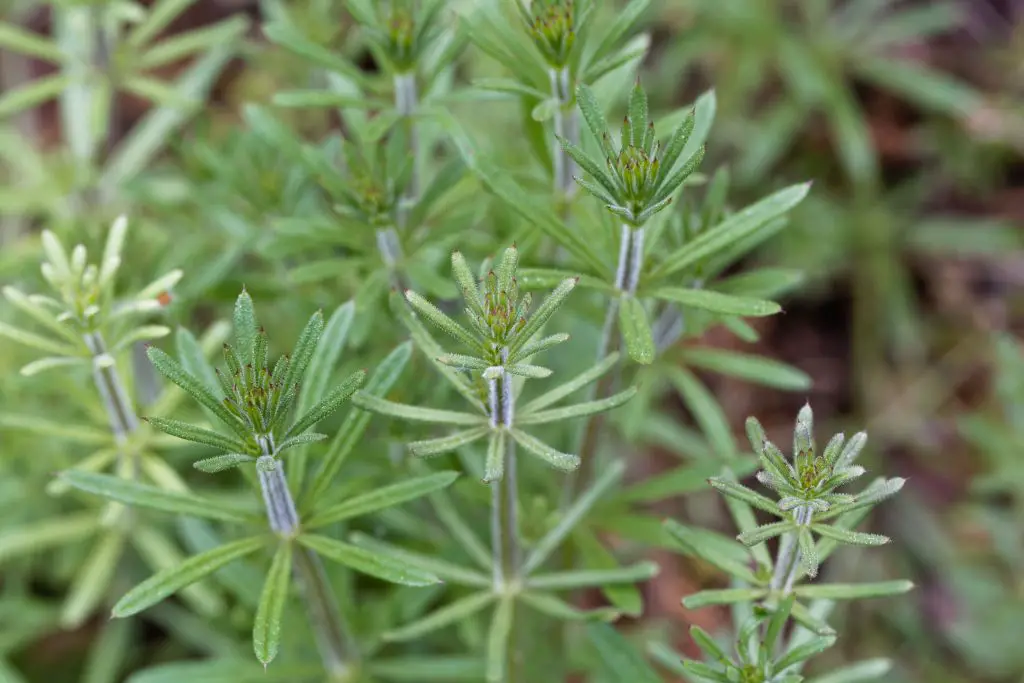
[1,1,1023,682]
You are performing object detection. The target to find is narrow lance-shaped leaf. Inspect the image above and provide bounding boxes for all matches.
[652,287,781,317]
[483,430,506,483]
[144,417,248,453]
[509,429,579,472]
[299,534,441,586]
[524,460,626,574]
[194,453,254,473]
[405,290,480,352]
[285,370,365,439]
[811,524,890,546]
[113,537,264,617]
[619,296,655,364]
[353,393,484,425]
[232,290,259,364]
[485,597,514,683]
[793,580,914,601]
[517,386,637,425]
[409,427,490,458]
[682,587,769,609]
[254,541,292,667]
[587,623,662,683]
[284,310,325,390]
[520,352,619,414]
[349,533,490,588]
[305,341,411,507]
[385,591,496,643]
[527,561,659,590]
[146,347,250,441]
[60,471,252,523]
[510,278,577,355]
[306,471,460,528]
[708,478,782,515]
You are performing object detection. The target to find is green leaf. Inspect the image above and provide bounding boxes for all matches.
[193,454,255,473]
[793,580,914,601]
[707,478,781,515]
[467,156,606,275]
[307,471,460,528]
[520,352,619,414]
[285,370,365,438]
[128,0,194,47]
[485,596,514,683]
[306,342,411,506]
[146,347,247,440]
[854,57,982,116]
[618,296,654,364]
[113,537,264,617]
[62,531,126,627]
[139,15,249,69]
[618,458,755,503]
[0,74,71,117]
[405,290,480,352]
[253,542,291,667]
[299,534,441,586]
[385,591,496,642]
[682,348,811,391]
[298,302,355,414]
[559,136,619,198]
[367,657,484,681]
[0,513,99,564]
[510,278,577,355]
[0,414,110,445]
[483,430,506,483]
[349,533,490,587]
[262,22,369,85]
[652,183,811,279]
[284,310,325,391]
[451,251,484,316]
[682,587,769,608]
[662,521,759,584]
[0,22,62,61]
[352,393,484,425]
[737,521,796,546]
[517,386,637,425]
[667,366,736,458]
[628,79,649,147]
[519,592,619,622]
[527,561,658,590]
[0,321,79,357]
[651,287,780,317]
[575,83,614,157]
[811,524,889,546]
[509,429,580,472]
[60,471,252,524]
[805,659,892,683]
[799,526,819,578]
[587,623,661,683]
[524,460,626,574]
[409,427,490,457]
[144,417,247,453]
[775,635,837,673]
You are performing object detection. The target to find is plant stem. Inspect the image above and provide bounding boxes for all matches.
[375,225,406,290]
[394,71,419,224]
[84,332,139,471]
[489,352,521,682]
[256,439,356,679]
[771,506,814,594]
[550,66,577,199]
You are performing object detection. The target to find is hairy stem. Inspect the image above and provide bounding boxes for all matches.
[394,71,419,223]
[550,66,577,199]
[772,506,814,594]
[84,332,139,471]
[375,225,406,290]
[490,351,521,682]
[256,438,355,678]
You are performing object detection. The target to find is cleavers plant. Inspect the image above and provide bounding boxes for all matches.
[0,1,917,683]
